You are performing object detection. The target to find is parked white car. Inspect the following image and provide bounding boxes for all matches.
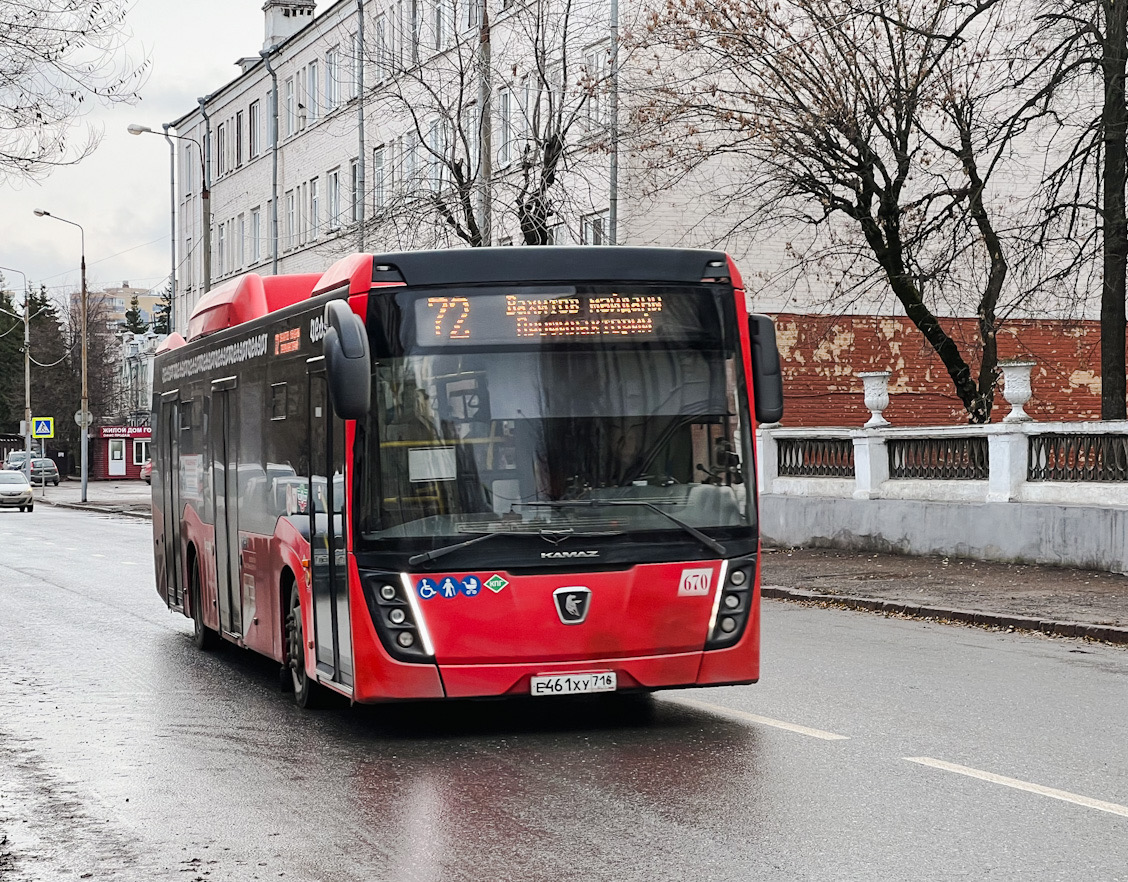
[0,470,34,512]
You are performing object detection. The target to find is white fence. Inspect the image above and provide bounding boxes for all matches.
[755,421,1128,574]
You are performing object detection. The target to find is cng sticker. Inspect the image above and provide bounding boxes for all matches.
[485,574,509,593]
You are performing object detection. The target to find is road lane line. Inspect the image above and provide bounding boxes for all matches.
[664,696,850,740]
[905,757,1128,819]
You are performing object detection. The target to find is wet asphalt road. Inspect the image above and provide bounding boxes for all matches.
[1,506,1126,882]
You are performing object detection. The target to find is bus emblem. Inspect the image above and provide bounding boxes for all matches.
[553,587,591,624]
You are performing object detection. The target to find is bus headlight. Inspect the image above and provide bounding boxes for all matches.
[706,562,754,649]
[362,574,434,662]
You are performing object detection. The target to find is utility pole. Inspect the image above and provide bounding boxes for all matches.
[33,210,89,502]
[477,0,492,246]
[608,0,619,245]
[198,96,214,293]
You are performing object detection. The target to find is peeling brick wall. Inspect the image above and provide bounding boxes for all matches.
[773,314,1110,427]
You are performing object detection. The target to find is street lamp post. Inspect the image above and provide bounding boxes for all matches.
[33,209,89,503]
[0,266,32,483]
[129,122,211,330]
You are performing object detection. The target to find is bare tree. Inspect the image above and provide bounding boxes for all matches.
[1015,0,1128,419]
[632,0,1057,422]
[361,0,617,247]
[0,0,148,183]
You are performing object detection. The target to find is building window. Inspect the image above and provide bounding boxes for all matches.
[352,31,362,97]
[584,46,609,128]
[133,439,150,465]
[328,169,341,229]
[217,222,226,273]
[464,0,479,32]
[427,121,447,190]
[298,181,307,244]
[216,122,227,176]
[497,88,513,164]
[307,61,319,123]
[582,210,609,245]
[249,100,261,158]
[403,132,419,189]
[251,208,262,262]
[326,47,340,110]
[284,77,295,136]
[310,178,320,238]
[236,110,244,167]
[185,237,193,289]
[286,190,296,249]
[182,144,194,192]
[237,213,246,267]
[434,0,453,50]
[373,146,385,208]
[462,103,479,173]
[350,159,360,223]
[411,0,422,65]
[375,15,389,81]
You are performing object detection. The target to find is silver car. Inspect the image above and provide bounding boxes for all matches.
[0,471,33,512]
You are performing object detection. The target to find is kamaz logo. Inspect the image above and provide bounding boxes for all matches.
[541,550,600,559]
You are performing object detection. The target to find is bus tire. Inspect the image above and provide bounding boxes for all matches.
[190,556,219,651]
[286,583,325,709]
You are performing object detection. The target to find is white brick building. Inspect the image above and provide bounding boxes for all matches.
[167,0,775,333]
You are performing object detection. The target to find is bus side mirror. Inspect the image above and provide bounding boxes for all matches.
[749,314,784,424]
[324,300,371,421]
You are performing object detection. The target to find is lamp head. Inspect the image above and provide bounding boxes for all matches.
[33,209,48,217]
[127,123,151,135]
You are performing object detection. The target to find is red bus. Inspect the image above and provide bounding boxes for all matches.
[151,247,783,707]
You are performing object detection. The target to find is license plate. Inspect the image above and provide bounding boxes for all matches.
[530,672,617,696]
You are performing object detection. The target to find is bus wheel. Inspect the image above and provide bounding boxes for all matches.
[286,585,324,709]
[190,557,218,651]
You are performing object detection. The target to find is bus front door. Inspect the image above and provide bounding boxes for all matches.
[210,379,242,638]
[308,371,353,688]
[158,393,183,610]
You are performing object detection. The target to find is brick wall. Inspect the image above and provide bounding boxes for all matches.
[773,314,1111,427]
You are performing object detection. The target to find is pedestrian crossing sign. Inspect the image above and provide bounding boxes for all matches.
[32,417,54,439]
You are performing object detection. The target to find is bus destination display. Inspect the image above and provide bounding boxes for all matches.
[415,288,711,346]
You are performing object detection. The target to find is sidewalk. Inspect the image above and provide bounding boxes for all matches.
[761,546,1128,645]
[37,476,153,518]
[36,479,1128,644]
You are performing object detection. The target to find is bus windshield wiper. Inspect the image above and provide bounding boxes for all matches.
[407,526,619,566]
[516,500,728,557]
[408,530,526,566]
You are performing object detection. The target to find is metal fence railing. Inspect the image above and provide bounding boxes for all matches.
[888,436,990,480]
[777,437,855,478]
[1028,433,1128,482]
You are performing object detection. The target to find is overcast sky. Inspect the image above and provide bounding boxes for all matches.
[0,0,268,304]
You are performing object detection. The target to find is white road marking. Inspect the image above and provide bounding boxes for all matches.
[906,757,1128,819]
[664,696,850,740]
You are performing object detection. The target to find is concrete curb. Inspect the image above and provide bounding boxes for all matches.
[762,585,1128,645]
[42,500,153,520]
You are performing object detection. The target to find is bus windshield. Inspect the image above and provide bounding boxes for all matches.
[355,283,754,560]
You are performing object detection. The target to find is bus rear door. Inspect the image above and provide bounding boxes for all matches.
[308,367,353,688]
[210,377,242,638]
[158,391,183,610]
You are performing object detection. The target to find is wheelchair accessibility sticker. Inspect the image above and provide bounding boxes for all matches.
[415,574,488,599]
